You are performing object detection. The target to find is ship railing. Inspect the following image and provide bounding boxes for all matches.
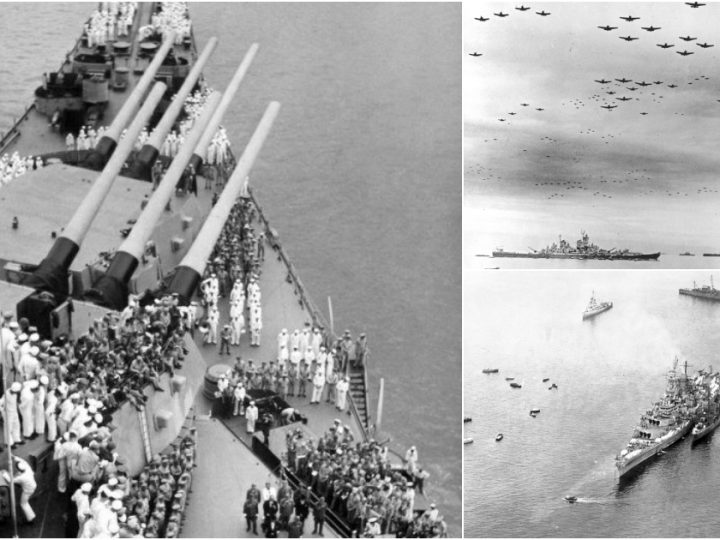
[245,183,372,442]
[0,103,36,153]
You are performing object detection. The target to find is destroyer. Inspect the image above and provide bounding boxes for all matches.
[582,291,612,320]
[679,276,720,302]
[493,231,660,260]
[615,360,698,478]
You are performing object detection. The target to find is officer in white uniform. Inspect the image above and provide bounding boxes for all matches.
[19,380,36,439]
[245,401,258,433]
[207,304,219,344]
[311,367,325,405]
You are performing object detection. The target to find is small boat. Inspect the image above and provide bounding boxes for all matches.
[495,433,503,441]
[482,368,499,374]
[542,378,550,382]
[529,411,537,418]
[463,417,472,423]
[679,252,695,256]
[463,437,474,445]
[564,496,577,504]
[510,382,522,389]
[549,383,558,390]
[530,408,541,414]
[505,377,515,381]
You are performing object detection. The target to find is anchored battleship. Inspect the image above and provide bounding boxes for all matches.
[616,360,699,479]
[679,276,720,302]
[0,3,428,537]
[582,291,612,320]
[492,231,660,261]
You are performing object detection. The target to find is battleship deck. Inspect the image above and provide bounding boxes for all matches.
[1,2,197,159]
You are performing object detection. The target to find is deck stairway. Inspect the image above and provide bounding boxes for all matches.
[348,363,370,429]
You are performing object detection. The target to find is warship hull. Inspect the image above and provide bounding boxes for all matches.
[679,289,720,301]
[616,420,693,478]
[492,251,660,260]
[583,302,612,319]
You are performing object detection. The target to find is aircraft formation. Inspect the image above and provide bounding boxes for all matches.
[467,3,720,203]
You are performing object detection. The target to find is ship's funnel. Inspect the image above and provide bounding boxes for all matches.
[169,101,280,304]
[86,32,176,169]
[85,92,222,310]
[128,37,219,180]
[25,82,167,297]
[187,43,259,174]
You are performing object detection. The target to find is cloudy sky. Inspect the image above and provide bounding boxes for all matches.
[465,2,720,186]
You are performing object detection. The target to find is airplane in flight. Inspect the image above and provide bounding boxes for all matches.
[620,15,640,21]
[627,87,638,91]
[640,112,648,115]
[536,107,545,111]
[653,81,663,85]
[508,112,517,115]
[607,91,616,95]
[679,36,697,41]
[521,103,529,106]
[515,5,531,11]
[686,2,705,8]
[619,36,639,41]
[601,104,617,110]
[677,50,694,56]
[598,25,618,31]
[697,42,714,48]
[475,16,490,21]
[636,81,652,87]
[641,26,661,31]
[536,10,551,16]
[469,52,482,56]
[657,43,674,48]
[616,96,632,101]
[595,79,611,84]
[668,84,678,88]
[494,11,509,17]
[616,77,631,83]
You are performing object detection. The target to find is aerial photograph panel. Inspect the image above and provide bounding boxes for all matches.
[465,2,720,270]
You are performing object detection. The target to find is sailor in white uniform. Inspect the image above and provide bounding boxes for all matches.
[0,382,22,446]
[19,380,36,439]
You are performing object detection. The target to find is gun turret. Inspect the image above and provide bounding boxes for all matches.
[84,92,222,310]
[187,43,259,174]
[168,101,281,304]
[17,83,167,336]
[128,37,219,180]
[85,32,176,169]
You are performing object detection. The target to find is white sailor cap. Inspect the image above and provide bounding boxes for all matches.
[17,333,28,342]
[10,382,21,392]
[29,346,39,356]
[29,333,39,342]
[81,482,92,493]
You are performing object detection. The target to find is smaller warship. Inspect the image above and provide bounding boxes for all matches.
[492,232,660,261]
[679,276,720,302]
[582,291,612,320]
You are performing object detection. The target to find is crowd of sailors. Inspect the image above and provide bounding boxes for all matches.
[140,2,193,46]
[0,153,44,187]
[282,422,446,537]
[83,2,137,48]
[0,292,199,536]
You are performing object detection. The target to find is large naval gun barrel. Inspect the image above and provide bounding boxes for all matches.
[128,37,219,180]
[87,33,176,169]
[169,101,281,304]
[187,43,259,174]
[25,82,168,297]
[85,92,223,310]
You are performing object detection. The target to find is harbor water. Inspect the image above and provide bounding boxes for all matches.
[465,269,720,537]
[0,3,462,532]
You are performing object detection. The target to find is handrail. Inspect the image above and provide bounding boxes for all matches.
[246,184,371,440]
